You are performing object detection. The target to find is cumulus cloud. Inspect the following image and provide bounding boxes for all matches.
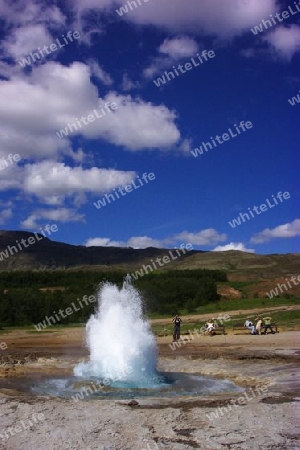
[250,219,300,244]
[21,161,137,204]
[168,229,227,246]
[85,237,126,247]
[0,131,71,163]
[0,57,183,210]
[213,242,255,253]
[263,25,300,60]
[99,92,180,150]
[86,236,165,248]
[85,236,161,248]
[85,236,163,249]
[127,236,164,249]
[0,1,66,62]
[0,61,21,79]
[2,24,53,61]
[144,36,199,79]
[85,228,226,248]
[0,1,65,29]
[0,61,182,158]
[21,208,85,229]
[0,62,93,160]
[159,36,199,59]
[0,163,22,191]
[75,0,278,38]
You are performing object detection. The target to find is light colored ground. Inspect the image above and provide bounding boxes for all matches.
[0,328,299,450]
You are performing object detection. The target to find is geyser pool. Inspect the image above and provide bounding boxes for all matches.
[29,278,243,399]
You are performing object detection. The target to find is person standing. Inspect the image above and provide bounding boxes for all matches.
[244,317,256,335]
[263,316,275,334]
[255,317,264,335]
[172,314,182,342]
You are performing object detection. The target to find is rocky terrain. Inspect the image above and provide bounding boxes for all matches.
[0,328,299,450]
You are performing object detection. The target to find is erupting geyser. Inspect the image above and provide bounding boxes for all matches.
[31,276,243,398]
[74,276,159,387]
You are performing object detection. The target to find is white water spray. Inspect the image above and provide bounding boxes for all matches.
[74,278,158,385]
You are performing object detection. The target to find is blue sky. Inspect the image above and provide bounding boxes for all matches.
[0,0,299,254]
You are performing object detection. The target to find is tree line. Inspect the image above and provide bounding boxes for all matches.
[0,269,227,326]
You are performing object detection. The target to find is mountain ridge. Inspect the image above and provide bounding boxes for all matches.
[0,231,299,279]
[0,230,201,270]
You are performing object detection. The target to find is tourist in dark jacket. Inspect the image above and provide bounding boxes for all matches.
[172,314,182,341]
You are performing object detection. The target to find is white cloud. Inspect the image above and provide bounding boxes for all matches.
[0,1,65,28]
[76,0,278,38]
[0,131,71,162]
[2,24,53,60]
[213,242,255,253]
[0,57,184,208]
[144,36,199,79]
[169,229,227,246]
[250,219,300,244]
[127,236,164,249]
[85,237,125,247]
[263,25,300,60]
[0,61,182,157]
[0,61,21,79]
[86,236,164,248]
[21,161,137,204]
[128,0,278,37]
[67,148,87,163]
[99,92,180,150]
[21,208,85,229]
[85,228,226,249]
[0,163,22,191]
[159,36,198,59]
[0,1,66,62]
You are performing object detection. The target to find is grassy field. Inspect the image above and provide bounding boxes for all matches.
[183,296,299,314]
[148,296,300,319]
